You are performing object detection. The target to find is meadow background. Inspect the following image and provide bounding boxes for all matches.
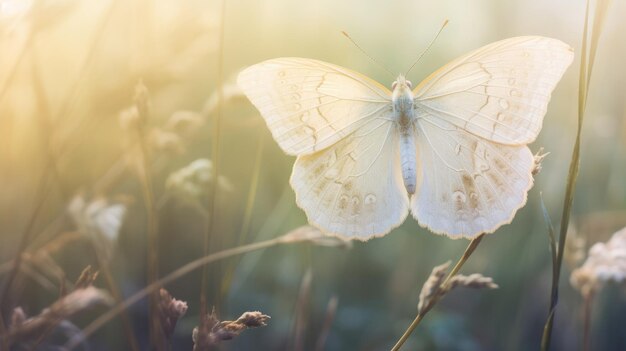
[0,0,625,350]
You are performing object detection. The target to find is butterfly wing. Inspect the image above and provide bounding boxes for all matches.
[238,58,392,155]
[413,36,574,145]
[411,116,534,238]
[290,117,409,240]
[410,36,573,238]
[239,58,408,239]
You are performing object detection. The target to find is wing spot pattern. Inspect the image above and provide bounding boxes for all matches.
[351,196,361,216]
[499,99,510,110]
[365,194,377,205]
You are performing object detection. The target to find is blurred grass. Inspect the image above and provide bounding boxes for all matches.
[0,0,625,350]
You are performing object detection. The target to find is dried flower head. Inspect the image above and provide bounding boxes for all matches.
[571,227,626,296]
[417,261,498,314]
[118,105,142,132]
[418,261,451,313]
[149,128,185,154]
[447,273,499,290]
[192,308,270,350]
[158,288,188,338]
[166,159,233,203]
[6,286,112,344]
[164,110,204,135]
[68,195,127,260]
[73,265,99,290]
[532,147,549,176]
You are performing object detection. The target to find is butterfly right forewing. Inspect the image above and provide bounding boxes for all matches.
[413,36,574,145]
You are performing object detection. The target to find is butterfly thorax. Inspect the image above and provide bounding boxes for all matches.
[391,75,415,135]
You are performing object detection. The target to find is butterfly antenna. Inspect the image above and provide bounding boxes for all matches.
[342,31,395,79]
[405,19,449,76]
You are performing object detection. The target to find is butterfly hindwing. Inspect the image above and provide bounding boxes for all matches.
[290,118,409,240]
[237,58,392,156]
[414,36,574,145]
[411,115,535,238]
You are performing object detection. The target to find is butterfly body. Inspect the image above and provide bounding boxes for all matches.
[238,36,574,240]
[391,75,418,194]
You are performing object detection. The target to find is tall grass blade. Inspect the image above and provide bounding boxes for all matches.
[540,0,610,349]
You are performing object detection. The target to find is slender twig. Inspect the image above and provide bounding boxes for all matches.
[391,234,485,351]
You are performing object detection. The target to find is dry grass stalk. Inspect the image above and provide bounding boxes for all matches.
[293,269,313,351]
[64,225,345,349]
[392,234,485,351]
[4,286,112,345]
[278,225,352,249]
[192,308,270,350]
[314,296,339,351]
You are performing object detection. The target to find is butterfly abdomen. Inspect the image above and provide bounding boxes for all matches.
[399,129,417,194]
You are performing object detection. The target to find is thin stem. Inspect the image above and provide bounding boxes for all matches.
[200,0,227,311]
[391,234,485,351]
[133,97,163,349]
[64,236,288,350]
[220,134,265,297]
[88,238,141,351]
[541,0,609,348]
[582,292,594,351]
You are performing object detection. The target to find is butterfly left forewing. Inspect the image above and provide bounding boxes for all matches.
[290,117,409,240]
[411,115,534,238]
[238,58,392,156]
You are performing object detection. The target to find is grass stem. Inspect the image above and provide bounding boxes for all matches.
[391,234,485,351]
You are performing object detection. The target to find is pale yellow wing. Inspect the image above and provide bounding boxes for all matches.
[411,116,534,238]
[414,36,573,145]
[237,58,392,156]
[290,118,409,240]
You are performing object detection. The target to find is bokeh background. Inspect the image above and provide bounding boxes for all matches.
[1,0,625,350]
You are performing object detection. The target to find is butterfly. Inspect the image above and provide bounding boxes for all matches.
[237,36,573,240]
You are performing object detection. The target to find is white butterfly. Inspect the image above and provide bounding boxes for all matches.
[237,36,574,240]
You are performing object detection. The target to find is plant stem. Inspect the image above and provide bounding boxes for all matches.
[200,0,227,311]
[583,292,594,351]
[540,0,609,348]
[391,234,485,351]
